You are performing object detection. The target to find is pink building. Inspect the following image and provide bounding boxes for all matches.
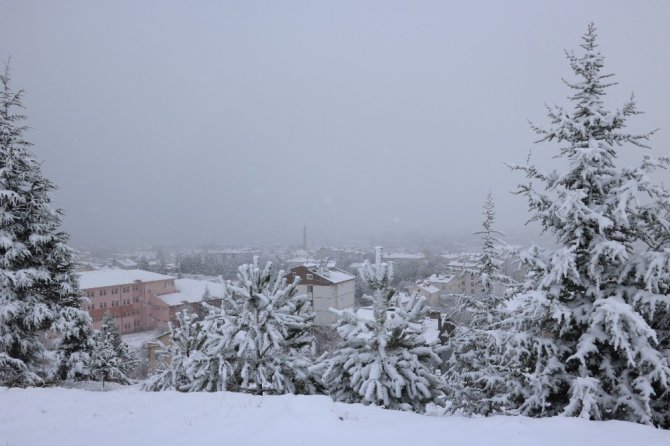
[79,269,177,334]
[79,269,225,334]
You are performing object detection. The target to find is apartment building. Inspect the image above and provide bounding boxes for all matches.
[79,269,224,334]
[288,263,356,326]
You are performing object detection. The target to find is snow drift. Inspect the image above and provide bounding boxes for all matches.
[0,387,668,446]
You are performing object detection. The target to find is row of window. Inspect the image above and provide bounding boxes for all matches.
[120,320,143,330]
[85,285,140,298]
[87,297,141,310]
[111,298,135,306]
[96,309,142,321]
[110,309,141,317]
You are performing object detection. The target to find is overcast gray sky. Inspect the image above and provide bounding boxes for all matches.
[1,1,669,247]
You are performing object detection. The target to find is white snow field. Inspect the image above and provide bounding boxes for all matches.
[1,387,669,446]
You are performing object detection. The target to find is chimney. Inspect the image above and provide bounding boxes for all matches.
[375,246,383,266]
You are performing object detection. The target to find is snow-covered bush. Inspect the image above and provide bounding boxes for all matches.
[144,309,211,392]
[89,315,134,388]
[146,259,318,395]
[202,258,318,395]
[314,247,445,413]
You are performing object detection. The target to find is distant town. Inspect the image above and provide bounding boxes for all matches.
[74,235,526,372]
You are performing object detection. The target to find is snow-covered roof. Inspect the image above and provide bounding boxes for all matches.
[79,269,175,289]
[157,278,227,306]
[303,260,337,269]
[296,264,355,284]
[440,252,477,260]
[383,253,425,260]
[418,284,441,294]
[316,269,355,284]
[446,261,479,269]
[428,274,455,284]
[288,257,318,264]
[115,258,138,268]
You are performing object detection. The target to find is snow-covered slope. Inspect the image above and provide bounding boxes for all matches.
[1,387,668,446]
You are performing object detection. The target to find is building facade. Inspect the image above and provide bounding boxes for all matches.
[79,269,223,334]
[288,264,356,327]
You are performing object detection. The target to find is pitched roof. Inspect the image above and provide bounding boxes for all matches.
[157,278,226,306]
[428,274,456,284]
[79,269,175,289]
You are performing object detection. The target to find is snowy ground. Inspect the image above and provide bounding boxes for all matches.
[1,387,668,446]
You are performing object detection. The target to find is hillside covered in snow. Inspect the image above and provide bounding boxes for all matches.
[1,387,668,446]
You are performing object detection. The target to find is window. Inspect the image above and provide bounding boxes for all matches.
[99,289,107,296]
[112,288,118,294]
[122,287,130,293]
[134,296,140,302]
[132,285,138,291]
[306,274,313,280]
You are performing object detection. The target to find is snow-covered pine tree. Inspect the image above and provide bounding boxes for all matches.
[143,309,211,392]
[0,63,92,387]
[89,315,133,388]
[201,285,212,302]
[314,247,445,413]
[503,23,670,426]
[202,257,317,394]
[53,296,94,381]
[444,193,514,415]
[474,192,508,299]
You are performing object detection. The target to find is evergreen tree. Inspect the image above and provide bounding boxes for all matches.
[53,302,94,381]
[89,315,133,388]
[314,247,445,413]
[503,24,670,426]
[0,63,91,387]
[474,192,507,298]
[201,285,212,302]
[444,194,514,414]
[144,309,211,392]
[202,257,317,395]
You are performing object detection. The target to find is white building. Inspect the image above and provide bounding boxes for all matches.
[287,263,356,327]
[407,282,441,306]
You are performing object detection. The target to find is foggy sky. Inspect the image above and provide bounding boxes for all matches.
[1,1,669,247]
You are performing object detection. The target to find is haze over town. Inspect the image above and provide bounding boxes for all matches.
[2,1,669,248]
